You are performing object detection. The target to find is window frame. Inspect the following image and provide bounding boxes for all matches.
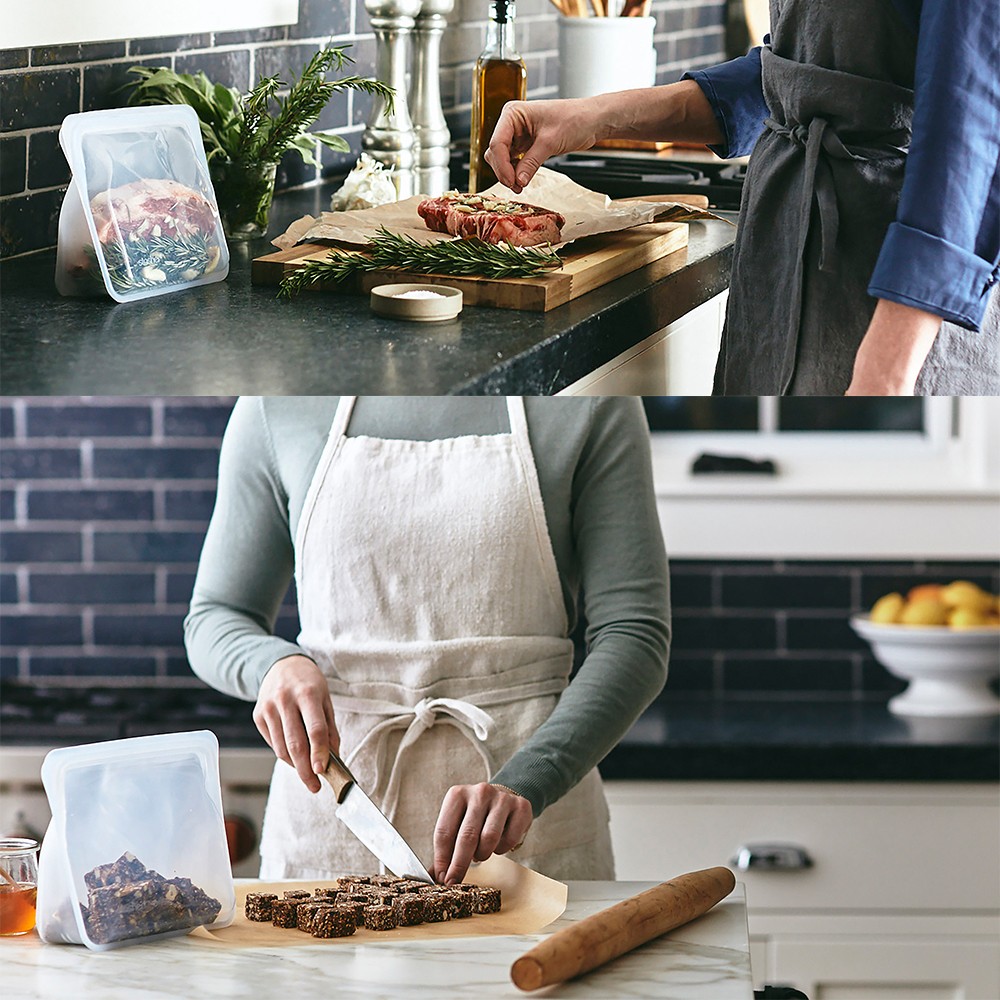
[649,398,1000,559]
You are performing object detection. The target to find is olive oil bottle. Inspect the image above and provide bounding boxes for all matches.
[469,0,527,193]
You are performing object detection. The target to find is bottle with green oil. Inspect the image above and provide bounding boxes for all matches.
[469,0,527,193]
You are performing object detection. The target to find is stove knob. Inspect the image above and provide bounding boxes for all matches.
[224,814,257,865]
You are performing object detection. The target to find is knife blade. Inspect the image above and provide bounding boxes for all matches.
[322,750,434,883]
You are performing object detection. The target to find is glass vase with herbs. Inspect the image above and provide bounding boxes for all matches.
[127,48,394,240]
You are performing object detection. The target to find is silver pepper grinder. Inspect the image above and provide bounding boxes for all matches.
[410,0,454,196]
[363,0,421,200]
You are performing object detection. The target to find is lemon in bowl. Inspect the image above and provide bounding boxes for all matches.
[851,581,1000,717]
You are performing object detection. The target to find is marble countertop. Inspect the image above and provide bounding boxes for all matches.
[0,882,753,1000]
[0,183,734,396]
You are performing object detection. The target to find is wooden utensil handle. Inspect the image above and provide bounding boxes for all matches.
[510,866,736,992]
[618,193,711,209]
[322,751,355,803]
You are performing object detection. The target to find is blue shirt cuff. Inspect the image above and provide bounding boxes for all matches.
[683,49,768,160]
[869,222,999,330]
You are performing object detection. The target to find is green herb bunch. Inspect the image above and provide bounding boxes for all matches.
[127,46,394,166]
[278,226,563,298]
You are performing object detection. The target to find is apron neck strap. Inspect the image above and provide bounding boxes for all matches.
[331,396,357,441]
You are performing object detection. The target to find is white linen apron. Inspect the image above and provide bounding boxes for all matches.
[258,397,613,881]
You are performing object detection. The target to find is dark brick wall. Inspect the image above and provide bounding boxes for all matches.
[667,560,1000,702]
[3,396,997,699]
[0,0,727,258]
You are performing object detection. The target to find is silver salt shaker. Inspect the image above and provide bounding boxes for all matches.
[410,0,455,196]
[363,0,421,199]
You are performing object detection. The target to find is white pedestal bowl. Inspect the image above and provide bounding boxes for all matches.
[851,615,1000,717]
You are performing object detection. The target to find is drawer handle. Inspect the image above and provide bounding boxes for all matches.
[731,843,814,871]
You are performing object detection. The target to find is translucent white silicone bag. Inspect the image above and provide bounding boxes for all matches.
[36,730,235,950]
[55,105,229,302]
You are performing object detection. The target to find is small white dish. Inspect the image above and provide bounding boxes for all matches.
[850,615,1000,717]
[370,283,463,322]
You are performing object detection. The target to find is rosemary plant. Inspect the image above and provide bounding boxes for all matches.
[279,227,563,298]
[128,46,394,166]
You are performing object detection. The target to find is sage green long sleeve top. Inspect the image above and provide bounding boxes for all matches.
[184,396,670,817]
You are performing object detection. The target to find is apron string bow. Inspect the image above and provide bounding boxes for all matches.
[764,115,866,390]
[341,695,497,824]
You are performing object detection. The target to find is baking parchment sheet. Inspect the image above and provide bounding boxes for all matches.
[271,166,720,252]
[188,855,567,948]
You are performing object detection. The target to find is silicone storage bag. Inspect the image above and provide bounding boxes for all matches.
[55,104,229,303]
[36,730,236,951]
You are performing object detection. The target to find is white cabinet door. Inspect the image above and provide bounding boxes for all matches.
[605,782,1000,911]
[768,936,1000,1000]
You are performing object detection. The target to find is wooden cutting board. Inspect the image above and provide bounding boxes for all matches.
[251,221,688,312]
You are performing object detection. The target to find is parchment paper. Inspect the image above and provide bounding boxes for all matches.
[188,854,567,949]
[271,166,720,251]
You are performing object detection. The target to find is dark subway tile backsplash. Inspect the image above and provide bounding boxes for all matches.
[27,489,155,522]
[0,446,81,480]
[671,612,779,653]
[4,396,996,697]
[29,571,157,605]
[0,1,728,258]
[0,530,83,564]
[27,403,153,437]
[0,135,27,195]
[91,446,221,480]
[92,613,186,647]
[0,68,80,131]
[26,129,71,192]
[91,529,208,564]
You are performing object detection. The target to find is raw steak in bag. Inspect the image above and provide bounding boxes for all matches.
[55,105,229,302]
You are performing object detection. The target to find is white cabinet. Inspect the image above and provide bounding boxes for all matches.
[605,781,1000,999]
[558,291,727,395]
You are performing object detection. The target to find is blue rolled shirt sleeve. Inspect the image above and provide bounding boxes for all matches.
[682,46,769,159]
[869,0,1000,329]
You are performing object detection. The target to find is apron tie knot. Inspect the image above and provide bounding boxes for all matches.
[339,694,498,827]
[411,696,493,741]
[764,114,854,389]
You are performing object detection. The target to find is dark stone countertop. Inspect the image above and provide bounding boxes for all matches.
[599,698,1000,783]
[2,684,995,783]
[0,182,735,395]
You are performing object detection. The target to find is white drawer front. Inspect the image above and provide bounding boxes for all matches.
[605,782,1000,913]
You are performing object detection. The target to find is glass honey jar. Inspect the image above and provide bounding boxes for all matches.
[0,838,39,936]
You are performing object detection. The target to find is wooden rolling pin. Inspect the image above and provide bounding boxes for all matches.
[510,866,736,992]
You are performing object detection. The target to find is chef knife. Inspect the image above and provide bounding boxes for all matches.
[322,750,434,883]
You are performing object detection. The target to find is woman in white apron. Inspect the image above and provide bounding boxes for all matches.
[187,397,670,884]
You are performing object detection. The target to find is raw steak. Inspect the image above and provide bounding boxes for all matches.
[417,192,564,247]
[89,178,218,245]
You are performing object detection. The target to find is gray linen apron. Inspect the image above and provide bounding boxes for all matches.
[714,0,1000,396]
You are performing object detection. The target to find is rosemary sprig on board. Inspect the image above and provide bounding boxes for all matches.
[278,226,563,298]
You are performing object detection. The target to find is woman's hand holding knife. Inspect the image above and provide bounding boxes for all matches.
[254,654,340,794]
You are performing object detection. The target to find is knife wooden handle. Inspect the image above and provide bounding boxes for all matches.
[510,866,736,992]
[322,751,355,804]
